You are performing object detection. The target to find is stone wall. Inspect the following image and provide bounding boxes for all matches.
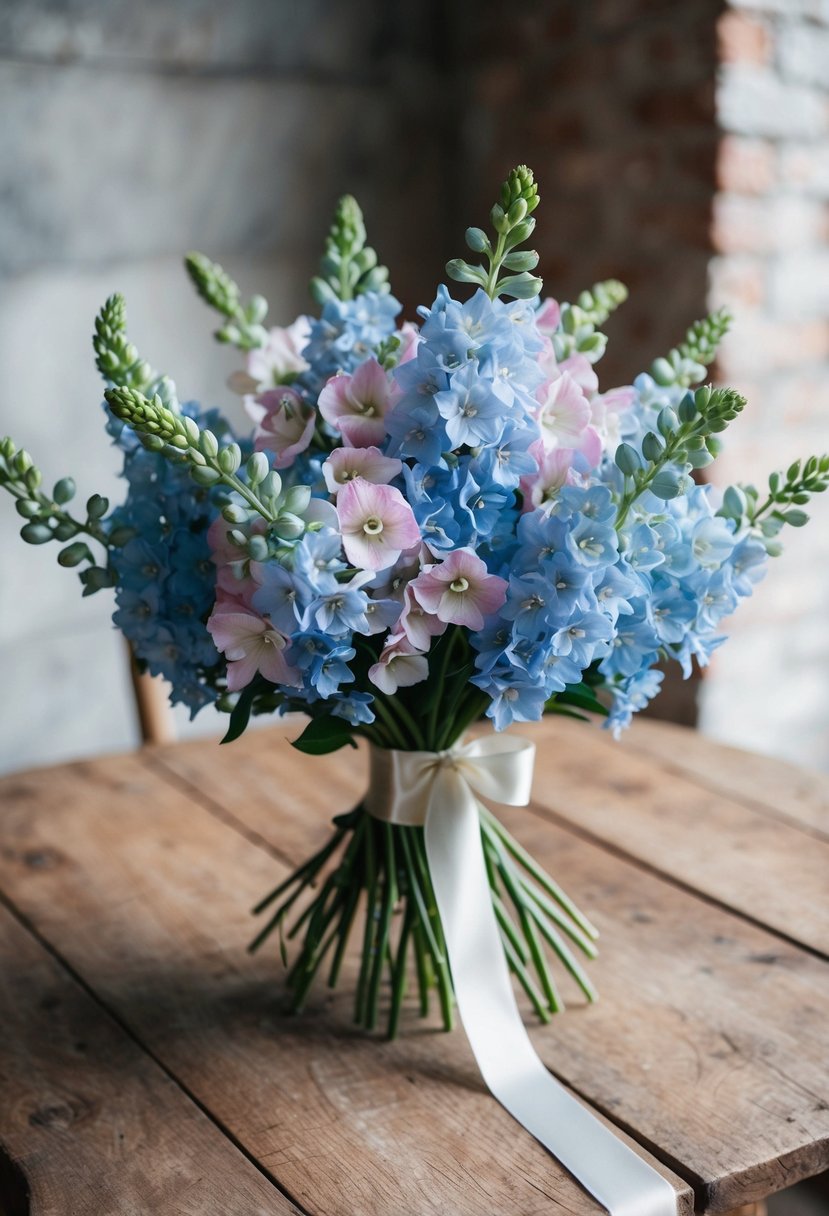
[701,0,829,766]
[0,0,447,771]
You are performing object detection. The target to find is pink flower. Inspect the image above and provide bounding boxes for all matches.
[520,441,580,510]
[368,633,429,694]
[318,358,398,447]
[399,583,447,650]
[207,601,300,692]
[396,321,421,366]
[322,446,402,496]
[537,372,602,466]
[411,548,507,630]
[253,387,316,469]
[336,477,421,572]
[558,354,599,397]
[208,516,260,607]
[229,317,311,397]
[535,298,561,335]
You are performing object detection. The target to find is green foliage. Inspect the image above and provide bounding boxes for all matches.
[310,194,391,306]
[185,251,270,350]
[0,435,115,594]
[291,714,358,755]
[614,384,746,528]
[447,164,543,301]
[718,453,829,551]
[650,308,732,389]
[552,280,628,365]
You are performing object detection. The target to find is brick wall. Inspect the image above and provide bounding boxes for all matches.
[701,0,829,767]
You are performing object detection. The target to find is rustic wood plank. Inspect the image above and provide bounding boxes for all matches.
[155,718,829,958]
[153,730,829,1209]
[524,718,829,958]
[0,899,297,1216]
[623,718,829,839]
[0,754,690,1216]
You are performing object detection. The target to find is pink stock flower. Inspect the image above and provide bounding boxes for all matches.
[537,372,602,466]
[322,446,402,496]
[534,298,561,335]
[399,582,447,650]
[208,516,259,606]
[207,601,299,692]
[336,477,421,572]
[411,548,507,631]
[253,387,316,469]
[368,632,429,695]
[396,321,421,366]
[558,353,599,397]
[318,358,398,447]
[520,441,580,510]
[229,317,311,397]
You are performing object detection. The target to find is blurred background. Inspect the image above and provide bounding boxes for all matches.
[1,0,828,777]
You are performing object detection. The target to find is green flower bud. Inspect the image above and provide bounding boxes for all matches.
[199,429,219,459]
[15,499,41,519]
[13,450,33,475]
[53,477,76,504]
[53,521,77,541]
[650,358,676,387]
[58,541,91,568]
[246,452,270,486]
[218,444,241,475]
[657,407,679,437]
[694,385,712,410]
[274,511,305,541]
[24,466,42,492]
[247,294,268,325]
[20,522,53,544]
[190,466,221,487]
[86,493,109,519]
[615,443,643,477]
[260,471,283,500]
[282,484,312,515]
[465,227,489,253]
[247,534,270,562]
[490,203,507,233]
[641,432,664,462]
[507,198,528,225]
[222,503,250,524]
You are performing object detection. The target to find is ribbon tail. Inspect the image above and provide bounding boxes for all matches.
[423,773,678,1216]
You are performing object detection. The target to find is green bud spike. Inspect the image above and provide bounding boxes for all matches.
[185,251,269,351]
[310,194,391,306]
[448,166,544,302]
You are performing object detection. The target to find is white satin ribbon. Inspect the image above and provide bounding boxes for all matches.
[366,736,678,1216]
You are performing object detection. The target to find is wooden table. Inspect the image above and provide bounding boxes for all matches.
[1,717,827,1216]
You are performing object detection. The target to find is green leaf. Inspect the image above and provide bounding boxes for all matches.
[221,683,259,744]
[291,714,358,756]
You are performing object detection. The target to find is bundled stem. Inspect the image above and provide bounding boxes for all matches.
[250,751,599,1038]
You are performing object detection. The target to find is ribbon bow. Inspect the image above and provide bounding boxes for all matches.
[366,735,677,1216]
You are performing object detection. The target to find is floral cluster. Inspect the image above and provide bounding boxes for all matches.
[3,167,826,756]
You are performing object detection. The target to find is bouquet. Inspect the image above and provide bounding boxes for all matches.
[3,165,827,1042]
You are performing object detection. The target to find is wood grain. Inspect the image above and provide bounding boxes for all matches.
[520,718,829,958]
[624,719,829,839]
[0,753,690,1216]
[0,900,296,1216]
[155,729,829,1209]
